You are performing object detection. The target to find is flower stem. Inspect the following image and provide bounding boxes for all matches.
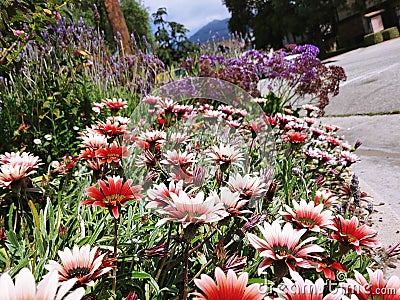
[155,222,173,284]
[112,217,118,293]
[182,242,190,300]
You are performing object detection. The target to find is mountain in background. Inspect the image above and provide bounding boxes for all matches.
[189,18,231,44]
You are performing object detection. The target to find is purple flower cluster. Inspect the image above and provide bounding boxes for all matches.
[181,54,261,97]
[260,44,346,113]
[181,44,346,114]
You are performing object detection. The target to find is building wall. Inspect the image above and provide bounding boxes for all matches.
[336,0,400,49]
[337,14,366,47]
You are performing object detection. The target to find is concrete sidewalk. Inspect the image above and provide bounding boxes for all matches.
[323,112,400,277]
[320,39,400,276]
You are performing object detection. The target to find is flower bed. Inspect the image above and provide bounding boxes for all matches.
[0,13,399,300]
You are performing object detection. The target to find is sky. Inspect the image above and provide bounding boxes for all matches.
[141,0,230,37]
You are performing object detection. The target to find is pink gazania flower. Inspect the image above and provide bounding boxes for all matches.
[340,150,360,167]
[284,131,309,144]
[329,215,381,254]
[0,152,42,188]
[234,109,248,118]
[0,152,42,168]
[92,102,105,113]
[303,148,336,164]
[226,118,242,129]
[341,268,400,299]
[280,199,336,232]
[206,143,243,169]
[0,164,34,189]
[302,104,320,112]
[324,124,340,132]
[326,136,342,147]
[222,253,247,273]
[155,97,178,112]
[79,133,107,149]
[108,116,131,125]
[228,173,266,200]
[173,104,193,116]
[155,190,229,227]
[191,267,267,300]
[203,109,226,119]
[161,150,196,168]
[45,245,115,287]
[274,272,344,300]
[310,127,325,137]
[209,187,251,215]
[313,189,339,208]
[125,291,140,300]
[142,95,162,105]
[340,141,352,150]
[136,130,166,150]
[102,97,127,111]
[247,221,324,275]
[168,132,191,145]
[218,104,235,115]
[276,113,295,127]
[95,144,129,164]
[243,120,263,134]
[0,267,85,300]
[82,176,143,218]
[304,117,316,125]
[145,180,184,209]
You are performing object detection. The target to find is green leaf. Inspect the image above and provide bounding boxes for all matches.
[132,271,160,294]
[132,271,152,279]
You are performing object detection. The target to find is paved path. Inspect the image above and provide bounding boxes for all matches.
[323,39,400,276]
[324,37,400,116]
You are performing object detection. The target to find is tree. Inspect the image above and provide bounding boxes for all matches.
[121,0,152,45]
[223,0,346,53]
[152,8,197,65]
[103,0,131,54]
[222,0,254,35]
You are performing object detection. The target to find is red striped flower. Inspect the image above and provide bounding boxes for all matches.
[191,267,267,300]
[95,144,129,164]
[82,176,142,218]
[45,245,115,287]
[103,98,127,111]
[247,220,324,275]
[329,215,381,254]
[284,131,309,144]
[280,199,336,232]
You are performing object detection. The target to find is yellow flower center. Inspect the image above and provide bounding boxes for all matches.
[104,194,125,206]
[345,233,357,243]
[298,218,316,227]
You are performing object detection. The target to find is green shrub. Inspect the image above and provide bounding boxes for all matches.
[364,31,383,46]
[382,27,400,40]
